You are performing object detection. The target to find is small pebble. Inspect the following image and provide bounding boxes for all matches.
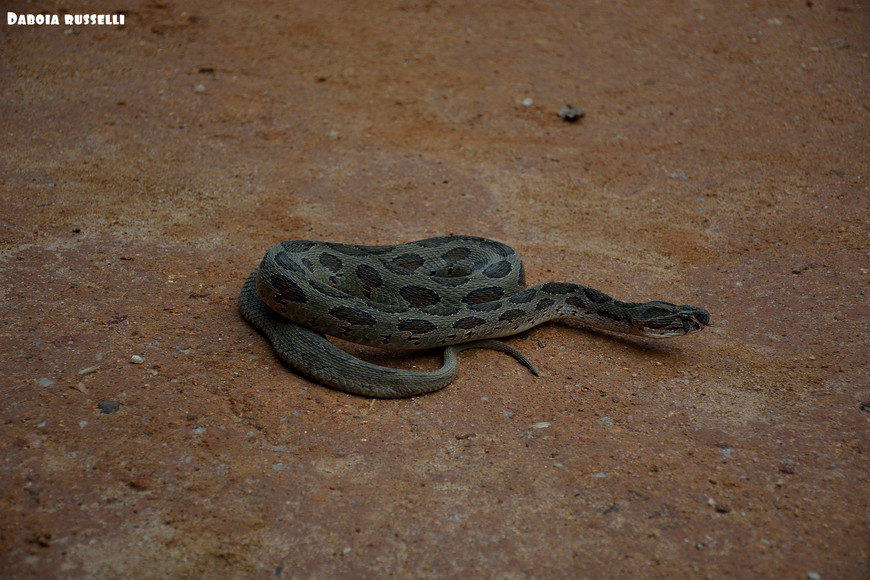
[36,378,54,387]
[78,365,100,376]
[807,572,821,580]
[130,355,144,364]
[73,382,89,394]
[98,401,120,414]
[557,104,585,122]
[522,98,533,106]
[532,421,552,429]
[194,84,206,93]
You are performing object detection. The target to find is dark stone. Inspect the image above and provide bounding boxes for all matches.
[98,401,120,414]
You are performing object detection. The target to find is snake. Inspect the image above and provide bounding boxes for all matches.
[239,235,710,398]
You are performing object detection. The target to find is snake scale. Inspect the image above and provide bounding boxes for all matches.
[239,235,710,398]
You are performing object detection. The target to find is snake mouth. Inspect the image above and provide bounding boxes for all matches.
[640,306,711,338]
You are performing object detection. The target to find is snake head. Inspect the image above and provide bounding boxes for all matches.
[637,303,710,338]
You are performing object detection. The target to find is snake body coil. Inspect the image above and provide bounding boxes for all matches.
[239,236,709,397]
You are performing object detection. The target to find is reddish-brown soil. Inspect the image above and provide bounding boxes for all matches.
[1,1,867,578]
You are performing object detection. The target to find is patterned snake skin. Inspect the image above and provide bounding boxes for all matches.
[239,236,710,397]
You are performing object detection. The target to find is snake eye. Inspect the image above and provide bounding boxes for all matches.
[681,313,693,332]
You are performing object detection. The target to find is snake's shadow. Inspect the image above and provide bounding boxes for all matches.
[549,320,691,360]
[326,320,694,371]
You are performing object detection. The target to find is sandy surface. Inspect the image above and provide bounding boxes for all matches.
[1,1,868,578]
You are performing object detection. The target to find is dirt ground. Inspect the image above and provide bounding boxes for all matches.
[1,0,868,578]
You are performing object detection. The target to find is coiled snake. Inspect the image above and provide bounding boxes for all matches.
[239,236,710,398]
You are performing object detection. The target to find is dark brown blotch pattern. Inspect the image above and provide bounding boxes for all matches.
[595,308,626,322]
[498,309,526,322]
[565,296,585,309]
[355,264,383,298]
[274,251,306,274]
[432,276,472,288]
[542,282,575,294]
[508,288,538,304]
[483,260,512,279]
[307,278,347,299]
[280,240,316,252]
[453,316,486,330]
[329,306,377,327]
[442,247,470,265]
[388,254,425,273]
[270,274,307,304]
[397,319,437,335]
[399,285,441,308]
[319,253,343,273]
[462,286,504,304]
[583,287,612,304]
[421,303,462,317]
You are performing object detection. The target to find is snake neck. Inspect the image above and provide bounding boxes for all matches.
[529,282,710,338]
